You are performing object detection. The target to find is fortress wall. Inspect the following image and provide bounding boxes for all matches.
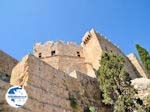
[0,50,18,76]
[33,28,140,79]
[42,56,60,69]
[0,51,20,112]
[86,63,96,77]
[0,50,18,111]
[99,34,140,78]
[10,55,29,86]
[58,56,87,75]
[127,53,147,78]
[41,56,96,78]
[33,41,83,58]
[66,71,112,112]
[96,33,123,55]
[96,33,140,79]
[0,79,19,112]
[10,55,111,112]
[42,55,96,78]
[11,55,73,112]
[33,41,57,58]
[57,42,83,57]
[81,29,103,70]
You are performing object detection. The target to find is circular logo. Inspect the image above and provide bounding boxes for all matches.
[5,86,28,108]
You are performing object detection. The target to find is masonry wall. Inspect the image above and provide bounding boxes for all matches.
[81,29,140,79]
[0,50,18,112]
[33,41,83,58]
[33,41,57,58]
[81,29,103,71]
[0,79,16,112]
[10,55,112,112]
[33,40,95,77]
[58,56,87,74]
[42,55,95,77]
[33,41,89,76]
[127,53,147,78]
[42,56,59,69]
[56,42,83,57]
[33,29,141,79]
[0,50,18,76]
[95,32,140,79]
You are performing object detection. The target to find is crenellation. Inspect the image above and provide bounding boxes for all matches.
[0,29,147,112]
[32,29,145,79]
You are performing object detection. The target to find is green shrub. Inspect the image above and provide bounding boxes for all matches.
[136,44,150,78]
[89,106,96,112]
[97,52,144,112]
[69,95,78,108]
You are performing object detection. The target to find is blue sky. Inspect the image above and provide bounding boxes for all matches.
[0,0,150,60]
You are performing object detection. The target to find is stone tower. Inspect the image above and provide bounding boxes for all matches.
[0,29,147,112]
[81,29,141,79]
[33,29,141,79]
[33,40,95,77]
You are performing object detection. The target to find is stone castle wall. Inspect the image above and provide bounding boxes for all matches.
[0,29,146,112]
[0,50,18,112]
[0,50,18,76]
[95,30,140,79]
[81,29,140,79]
[33,40,96,77]
[33,29,142,79]
[33,41,83,58]
[42,56,59,69]
[127,53,147,78]
[9,55,112,112]
[58,56,87,74]
[81,29,103,71]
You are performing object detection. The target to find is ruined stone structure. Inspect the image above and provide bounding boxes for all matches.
[0,29,147,112]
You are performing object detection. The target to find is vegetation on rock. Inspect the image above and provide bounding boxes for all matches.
[136,44,150,78]
[89,106,97,112]
[69,94,78,109]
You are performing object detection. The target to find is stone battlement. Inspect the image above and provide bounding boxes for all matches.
[0,29,147,112]
[34,40,83,58]
[32,29,143,79]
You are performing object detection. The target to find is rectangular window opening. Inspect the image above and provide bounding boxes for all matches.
[77,51,80,57]
[51,50,56,56]
[39,53,42,58]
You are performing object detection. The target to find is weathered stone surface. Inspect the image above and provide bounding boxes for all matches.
[9,55,112,112]
[0,50,18,76]
[33,29,141,79]
[128,53,147,78]
[0,29,146,112]
[0,50,18,112]
[131,78,150,99]
[83,29,141,79]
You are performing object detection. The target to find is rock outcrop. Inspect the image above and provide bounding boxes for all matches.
[131,78,150,99]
